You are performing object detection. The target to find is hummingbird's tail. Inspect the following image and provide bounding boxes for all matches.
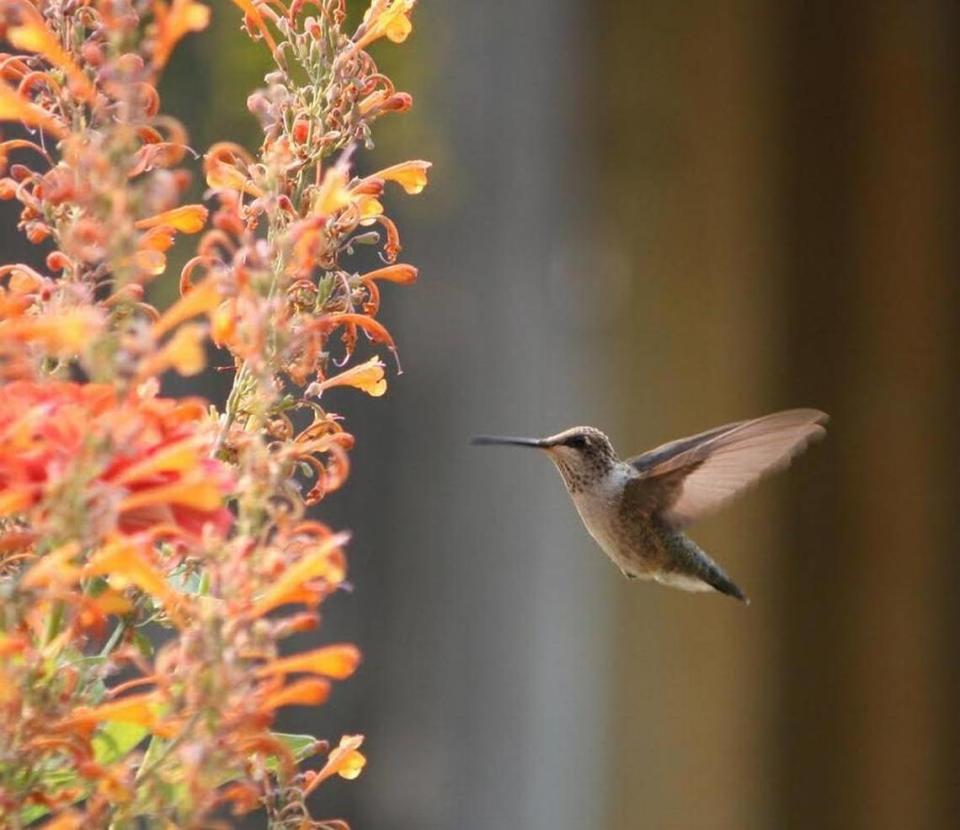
[659,530,750,604]
[699,563,749,604]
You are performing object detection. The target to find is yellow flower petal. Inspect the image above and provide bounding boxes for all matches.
[92,589,134,616]
[111,438,203,486]
[205,158,263,197]
[3,308,103,355]
[22,542,81,589]
[161,323,207,376]
[313,161,351,216]
[357,195,384,220]
[152,278,221,338]
[384,13,413,43]
[119,477,223,513]
[139,226,177,252]
[85,539,184,625]
[251,533,348,617]
[64,693,172,736]
[373,160,431,194]
[131,249,167,277]
[135,204,208,234]
[305,734,366,793]
[315,357,387,398]
[337,748,367,779]
[210,301,237,347]
[0,490,31,516]
[357,0,416,49]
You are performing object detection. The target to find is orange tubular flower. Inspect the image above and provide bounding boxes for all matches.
[6,8,96,102]
[36,812,85,830]
[135,204,209,234]
[229,0,278,52]
[313,356,388,398]
[355,0,416,50]
[359,89,413,117]
[370,160,432,194]
[0,82,66,138]
[85,537,186,626]
[60,692,173,737]
[251,533,348,617]
[142,323,209,377]
[204,142,263,197]
[151,0,212,69]
[261,677,331,711]
[0,0,427,820]
[138,225,177,253]
[366,268,415,313]
[151,277,222,338]
[315,313,398,362]
[362,263,418,284]
[304,735,367,794]
[0,306,104,357]
[255,644,362,680]
[313,160,352,216]
[21,541,81,589]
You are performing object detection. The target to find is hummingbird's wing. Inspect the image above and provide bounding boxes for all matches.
[623,409,828,528]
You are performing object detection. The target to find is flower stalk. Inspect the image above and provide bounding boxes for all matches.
[0,1,427,826]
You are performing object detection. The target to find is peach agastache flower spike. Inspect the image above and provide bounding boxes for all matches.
[0,0,428,825]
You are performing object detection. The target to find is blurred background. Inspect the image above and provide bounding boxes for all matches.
[6,0,958,827]
[172,1,960,828]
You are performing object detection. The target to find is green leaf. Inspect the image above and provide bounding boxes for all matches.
[20,766,85,825]
[132,627,154,658]
[265,732,322,774]
[22,803,50,825]
[275,732,321,762]
[19,724,147,825]
[93,720,149,764]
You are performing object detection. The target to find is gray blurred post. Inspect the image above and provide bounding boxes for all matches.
[341,2,614,829]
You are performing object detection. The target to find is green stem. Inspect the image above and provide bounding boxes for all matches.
[99,619,127,658]
[44,600,65,646]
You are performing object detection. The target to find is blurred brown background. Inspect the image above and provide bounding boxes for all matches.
[3,0,955,827]
[179,1,960,828]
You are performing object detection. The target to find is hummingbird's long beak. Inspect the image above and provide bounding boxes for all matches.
[470,435,550,449]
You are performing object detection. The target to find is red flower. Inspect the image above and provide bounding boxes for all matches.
[0,381,233,540]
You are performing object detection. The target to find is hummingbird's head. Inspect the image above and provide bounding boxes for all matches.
[471,426,618,493]
[540,426,618,492]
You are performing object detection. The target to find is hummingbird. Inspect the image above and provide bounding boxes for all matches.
[472,409,828,602]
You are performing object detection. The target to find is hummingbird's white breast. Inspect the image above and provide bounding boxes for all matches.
[568,464,641,577]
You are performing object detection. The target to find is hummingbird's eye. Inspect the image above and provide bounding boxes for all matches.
[567,435,588,449]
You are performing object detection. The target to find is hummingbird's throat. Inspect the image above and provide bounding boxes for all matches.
[550,452,613,494]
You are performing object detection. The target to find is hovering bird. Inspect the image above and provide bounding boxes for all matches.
[471,409,828,602]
